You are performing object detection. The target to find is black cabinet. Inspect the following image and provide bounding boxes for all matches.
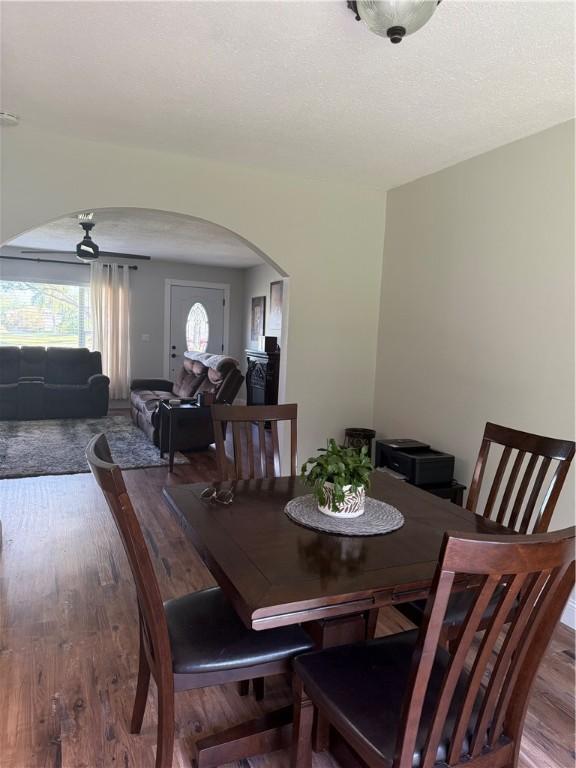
[245,349,280,407]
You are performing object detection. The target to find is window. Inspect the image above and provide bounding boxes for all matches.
[186,302,209,352]
[0,280,92,348]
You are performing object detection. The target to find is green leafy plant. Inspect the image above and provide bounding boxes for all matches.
[301,439,373,512]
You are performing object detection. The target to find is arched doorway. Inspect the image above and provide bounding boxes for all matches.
[0,206,290,404]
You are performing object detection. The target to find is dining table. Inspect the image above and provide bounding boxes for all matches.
[162,470,509,768]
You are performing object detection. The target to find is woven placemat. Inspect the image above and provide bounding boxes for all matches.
[285,494,404,537]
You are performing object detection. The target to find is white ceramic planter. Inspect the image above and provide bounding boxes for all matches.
[318,482,365,518]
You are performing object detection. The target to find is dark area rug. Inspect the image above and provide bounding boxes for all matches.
[0,414,187,479]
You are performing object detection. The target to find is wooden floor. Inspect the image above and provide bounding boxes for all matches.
[0,452,574,768]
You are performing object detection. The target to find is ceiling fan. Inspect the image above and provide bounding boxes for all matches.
[20,213,151,263]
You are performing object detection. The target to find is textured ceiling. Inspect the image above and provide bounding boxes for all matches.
[0,1,574,189]
[6,208,264,267]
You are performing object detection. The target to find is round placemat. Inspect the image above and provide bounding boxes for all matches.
[285,494,404,537]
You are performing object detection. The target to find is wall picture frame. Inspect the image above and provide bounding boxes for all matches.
[269,280,283,335]
[250,295,266,342]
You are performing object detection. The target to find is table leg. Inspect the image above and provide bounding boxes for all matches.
[168,412,175,472]
[190,612,369,767]
[193,705,292,768]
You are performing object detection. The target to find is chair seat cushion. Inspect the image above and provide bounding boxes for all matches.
[397,584,507,629]
[296,630,479,768]
[164,587,314,674]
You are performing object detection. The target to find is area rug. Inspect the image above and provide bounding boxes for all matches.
[0,414,188,479]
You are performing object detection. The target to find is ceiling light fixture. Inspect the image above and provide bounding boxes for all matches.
[76,214,100,262]
[0,112,20,127]
[347,0,442,44]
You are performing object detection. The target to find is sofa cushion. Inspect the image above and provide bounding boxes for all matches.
[130,389,173,422]
[0,347,20,384]
[19,346,47,379]
[46,347,93,384]
[172,358,207,398]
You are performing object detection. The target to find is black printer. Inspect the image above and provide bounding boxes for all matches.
[375,438,455,487]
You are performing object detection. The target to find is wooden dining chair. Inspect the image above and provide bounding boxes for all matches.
[397,422,575,641]
[211,403,298,481]
[86,433,313,768]
[291,526,575,768]
[465,421,575,533]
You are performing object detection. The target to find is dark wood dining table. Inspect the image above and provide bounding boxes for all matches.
[163,471,509,768]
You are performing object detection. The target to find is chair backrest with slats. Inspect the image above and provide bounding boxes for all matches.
[86,433,172,681]
[466,422,575,533]
[394,527,575,768]
[211,403,298,481]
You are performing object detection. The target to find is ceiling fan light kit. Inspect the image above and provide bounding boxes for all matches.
[76,221,100,262]
[347,0,441,43]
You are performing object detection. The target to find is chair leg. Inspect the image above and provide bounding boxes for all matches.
[130,635,151,734]
[312,712,330,753]
[291,674,314,768]
[155,678,175,768]
[253,677,265,701]
[238,680,250,696]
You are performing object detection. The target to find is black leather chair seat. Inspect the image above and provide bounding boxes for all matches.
[397,584,508,629]
[164,587,314,674]
[296,630,482,768]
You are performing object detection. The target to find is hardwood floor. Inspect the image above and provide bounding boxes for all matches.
[0,453,574,768]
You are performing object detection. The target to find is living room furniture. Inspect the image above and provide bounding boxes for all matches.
[130,352,243,447]
[245,348,280,408]
[162,470,513,768]
[86,433,313,768]
[212,403,298,481]
[159,401,214,471]
[0,346,109,420]
[396,421,575,643]
[291,526,575,768]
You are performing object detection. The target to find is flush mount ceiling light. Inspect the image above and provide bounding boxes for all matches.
[0,112,20,126]
[347,0,442,44]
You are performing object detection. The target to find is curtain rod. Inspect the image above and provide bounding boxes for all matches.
[0,255,138,270]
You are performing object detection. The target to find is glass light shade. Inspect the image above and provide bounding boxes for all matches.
[356,0,439,42]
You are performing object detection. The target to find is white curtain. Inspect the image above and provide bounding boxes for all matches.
[90,263,131,400]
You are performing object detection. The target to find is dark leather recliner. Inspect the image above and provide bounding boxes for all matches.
[0,346,110,420]
[130,352,244,447]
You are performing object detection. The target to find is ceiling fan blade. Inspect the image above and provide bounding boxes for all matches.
[21,249,75,254]
[21,248,151,261]
[99,251,151,261]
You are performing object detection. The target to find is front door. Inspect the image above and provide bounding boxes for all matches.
[168,284,226,379]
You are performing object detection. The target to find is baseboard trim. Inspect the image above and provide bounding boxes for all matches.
[561,589,576,630]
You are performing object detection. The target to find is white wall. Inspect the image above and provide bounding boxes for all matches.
[0,126,386,461]
[374,120,575,533]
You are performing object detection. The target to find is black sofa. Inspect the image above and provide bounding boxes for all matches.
[0,346,110,420]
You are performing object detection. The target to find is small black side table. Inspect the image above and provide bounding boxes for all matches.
[158,401,214,472]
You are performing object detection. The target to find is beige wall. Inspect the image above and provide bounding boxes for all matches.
[0,126,386,462]
[374,120,575,530]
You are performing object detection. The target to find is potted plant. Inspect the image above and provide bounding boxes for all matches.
[301,439,373,518]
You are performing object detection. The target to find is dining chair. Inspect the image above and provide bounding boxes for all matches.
[291,526,575,768]
[397,422,575,642]
[86,433,313,768]
[211,403,298,481]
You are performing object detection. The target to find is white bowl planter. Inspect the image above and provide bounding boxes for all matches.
[318,482,366,518]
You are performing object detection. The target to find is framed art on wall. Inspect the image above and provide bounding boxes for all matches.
[269,280,283,335]
[251,295,266,342]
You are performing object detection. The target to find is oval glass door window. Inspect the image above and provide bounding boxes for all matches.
[186,302,209,352]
